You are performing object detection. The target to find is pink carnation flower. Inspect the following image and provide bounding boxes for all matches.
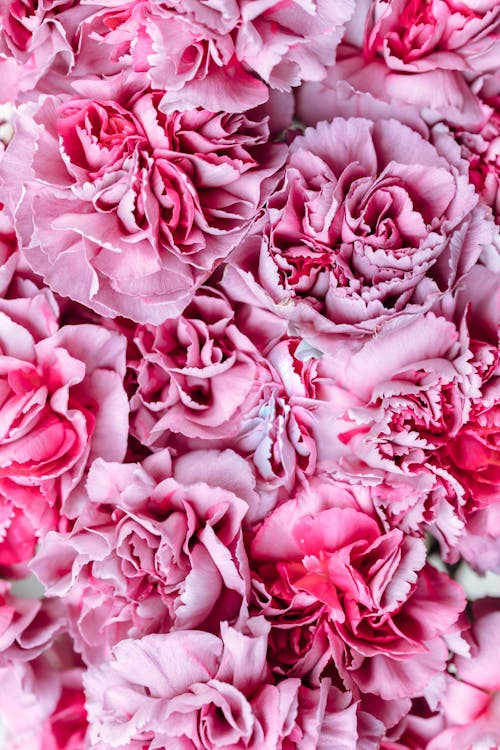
[309,305,499,558]
[83,1,269,114]
[2,78,286,323]
[91,0,354,111]
[224,109,492,340]
[296,43,488,131]
[128,289,317,517]
[32,449,257,662]
[129,286,271,444]
[0,285,128,568]
[84,617,366,750]
[319,312,475,482]
[362,0,500,76]
[0,0,107,99]
[305,1,500,130]
[250,479,465,700]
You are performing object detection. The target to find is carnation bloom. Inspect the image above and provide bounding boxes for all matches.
[0,0,107,99]
[296,43,488,131]
[317,312,475,481]
[224,111,491,340]
[129,286,269,444]
[249,480,465,700]
[128,291,318,518]
[2,79,286,323]
[304,261,500,570]
[363,0,500,76]
[84,617,366,750]
[87,0,355,112]
[308,0,500,131]
[82,0,269,114]
[307,305,491,560]
[31,449,257,662]
[0,284,128,568]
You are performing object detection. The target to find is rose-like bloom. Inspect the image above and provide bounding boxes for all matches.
[363,0,500,76]
[3,80,286,323]
[0,285,128,568]
[427,600,500,750]
[31,449,257,662]
[249,479,465,700]
[84,617,365,750]
[315,266,500,569]
[92,0,354,111]
[224,110,492,340]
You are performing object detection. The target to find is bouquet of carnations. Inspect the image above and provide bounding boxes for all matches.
[0,1,499,748]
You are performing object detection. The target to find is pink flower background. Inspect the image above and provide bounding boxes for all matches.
[0,1,498,749]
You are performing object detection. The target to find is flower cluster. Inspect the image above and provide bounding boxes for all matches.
[0,1,498,749]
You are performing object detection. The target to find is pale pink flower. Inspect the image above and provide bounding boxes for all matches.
[296,43,488,130]
[125,0,356,102]
[2,78,286,323]
[0,0,110,99]
[129,286,270,444]
[83,1,269,113]
[84,617,365,750]
[305,0,500,132]
[129,295,318,519]
[223,111,492,341]
[31,449,257,662]
[317,312,475,482]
